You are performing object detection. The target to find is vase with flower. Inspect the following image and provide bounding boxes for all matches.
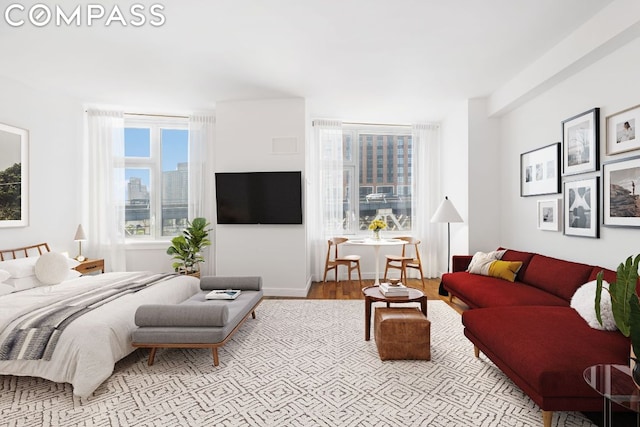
[368,219,387,240]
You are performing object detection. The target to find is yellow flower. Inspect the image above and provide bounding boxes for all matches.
[368,219,387,231]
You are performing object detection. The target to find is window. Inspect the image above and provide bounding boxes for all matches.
[123,117,189,240]
[342,125,413,234]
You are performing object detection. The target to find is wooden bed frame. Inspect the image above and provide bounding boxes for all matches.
[0,243,50,261]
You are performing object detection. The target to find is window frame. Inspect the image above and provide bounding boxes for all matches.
[342,124,413,236]
[123,116,189,241]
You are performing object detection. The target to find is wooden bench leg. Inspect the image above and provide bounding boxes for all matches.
[148,348,157,366]
[449,295,454,303]
[212,347,219,366]
[542,410,553,427]
[473,346,480,358]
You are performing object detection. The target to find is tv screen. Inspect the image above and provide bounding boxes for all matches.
[215,171,303,224]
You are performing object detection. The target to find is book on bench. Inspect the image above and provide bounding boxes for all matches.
[205,289,242,300]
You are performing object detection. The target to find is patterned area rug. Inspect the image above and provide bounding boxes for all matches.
[0,300,596,426]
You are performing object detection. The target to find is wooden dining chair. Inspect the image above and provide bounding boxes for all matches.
[323,237,362,286]
[383,236,426,288]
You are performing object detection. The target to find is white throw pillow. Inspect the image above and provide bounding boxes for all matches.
[4,276,44,291]
[467,250,506,273]
[0,257,39,279]
[35,252,74,285]
[0,269,10,283]
[570,280,617,331]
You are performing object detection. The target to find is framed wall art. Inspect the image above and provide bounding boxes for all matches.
[520,142,560,197]
[606,104,640,155]
[603,155,640,227]
[564,177,599,238]
[0,122,29,228]
[562,107,599,176]
[537,198,561,231]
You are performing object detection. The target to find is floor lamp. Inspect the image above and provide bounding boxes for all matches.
[431,196,463,296]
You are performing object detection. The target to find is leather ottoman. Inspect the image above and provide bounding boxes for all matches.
[374,307,431,360]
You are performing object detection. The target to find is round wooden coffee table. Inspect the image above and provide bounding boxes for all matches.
[362,285,428,341]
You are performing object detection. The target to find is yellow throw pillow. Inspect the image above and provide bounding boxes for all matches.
[487,260,523,282]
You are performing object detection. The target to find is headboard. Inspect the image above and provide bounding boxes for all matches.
[0,243,50,261]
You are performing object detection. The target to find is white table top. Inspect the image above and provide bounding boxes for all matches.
[346,238,406,246]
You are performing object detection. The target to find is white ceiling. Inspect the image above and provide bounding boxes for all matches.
[0,0,613,122]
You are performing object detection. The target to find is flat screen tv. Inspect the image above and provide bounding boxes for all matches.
[215,171,303,224]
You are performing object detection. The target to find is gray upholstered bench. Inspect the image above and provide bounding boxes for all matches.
[131,276,263,366]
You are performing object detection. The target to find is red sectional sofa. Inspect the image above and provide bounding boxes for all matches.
[442,249,630,427]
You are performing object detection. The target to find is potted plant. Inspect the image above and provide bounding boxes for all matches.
[595,254,640,385]
[166,217,212,276]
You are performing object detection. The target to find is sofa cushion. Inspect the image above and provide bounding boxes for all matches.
[520,254,594,302]
[463,306,629,400]
[135,304,229,327]
[570,280,617,331]
[443,272,568,308]
[200,276,262,291]
[500,249,535,281]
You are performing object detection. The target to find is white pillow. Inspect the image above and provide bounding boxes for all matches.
[35,252,75,285]
[4,276,44,291]
[467,250,506,273]
[0,283,14,296]
[0,257,39,279]
[570,280,617,331]
[0,269,10,283]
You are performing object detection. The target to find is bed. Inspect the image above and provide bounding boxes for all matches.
[0,243,200,398]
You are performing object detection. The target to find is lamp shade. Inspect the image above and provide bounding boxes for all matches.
[430,196,463,223]
[74,224,87,241]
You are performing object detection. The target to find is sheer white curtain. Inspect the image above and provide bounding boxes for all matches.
[308,119,344,281]
[85,109,126,272]
[188,114,216,276]
[411,123,441,278]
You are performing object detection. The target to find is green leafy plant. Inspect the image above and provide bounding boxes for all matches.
[595,254,640,357]
[166,217,212,274]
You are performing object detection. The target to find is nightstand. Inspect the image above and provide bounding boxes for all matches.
[74,258,105,275]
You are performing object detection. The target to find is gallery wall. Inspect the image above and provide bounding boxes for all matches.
[498,36,640,270]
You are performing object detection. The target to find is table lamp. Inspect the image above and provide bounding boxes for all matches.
[430,196,463,295]
[74,224,87,262]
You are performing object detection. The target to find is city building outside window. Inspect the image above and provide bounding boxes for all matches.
[342,125,413,234]
[123,117,189,239]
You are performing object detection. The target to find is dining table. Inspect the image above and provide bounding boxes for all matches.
[346,238,407,285]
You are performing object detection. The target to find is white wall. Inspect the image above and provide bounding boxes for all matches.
[468,98,501,254]
[0,76,82,254]
[214,98,308,296]
[498,36,640,270]
[440,101,470,272]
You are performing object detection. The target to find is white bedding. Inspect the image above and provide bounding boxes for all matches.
[0,272,200,398]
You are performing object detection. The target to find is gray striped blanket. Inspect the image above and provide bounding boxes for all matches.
[0,273,177,361]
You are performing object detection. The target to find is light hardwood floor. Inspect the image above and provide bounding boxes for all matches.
[305,277,469,314]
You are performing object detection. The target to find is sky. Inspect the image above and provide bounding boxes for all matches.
[124,127,188,188]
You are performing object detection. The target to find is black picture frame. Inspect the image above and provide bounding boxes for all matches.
[603,155,640,227]
[562,107,599,176]
[520,142,561,197]
[563,176,599,238]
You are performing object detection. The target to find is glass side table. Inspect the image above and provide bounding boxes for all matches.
[584,364,640,427]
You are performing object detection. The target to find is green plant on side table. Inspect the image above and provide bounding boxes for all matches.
[595,254,640,387]
[166,217,212,277]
